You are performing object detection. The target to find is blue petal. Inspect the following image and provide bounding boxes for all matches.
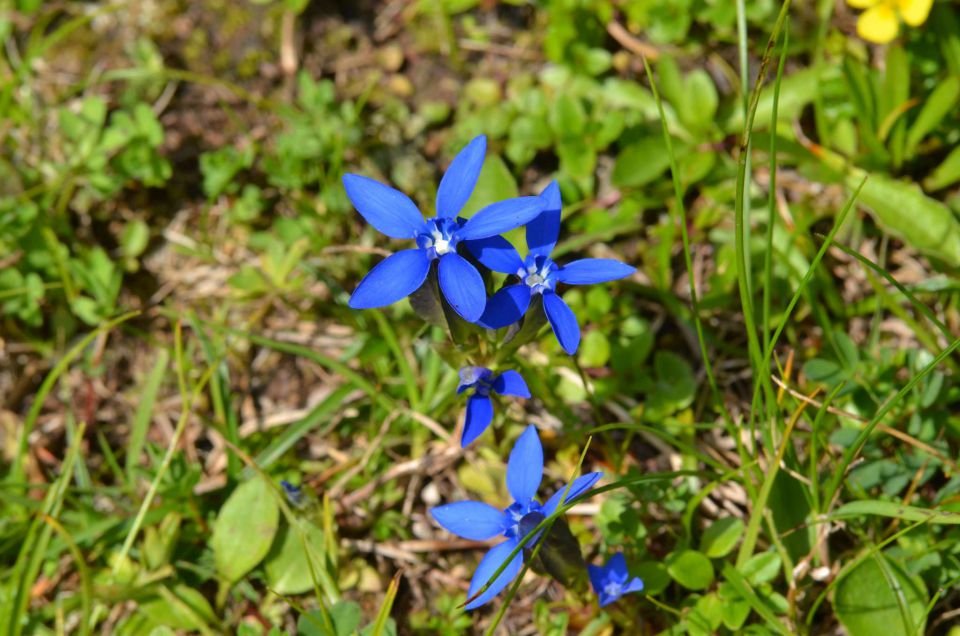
[606,552,629,583]
[623,577,645,594]
[493,370,530,398]
[349,249,431,309]
[506,425,543,504]
[542,291,580,354]
[542,471,603,517]
[527,180,562,258]
[438,253,487,322]
[465,235,524,274]
[342,174,424,239]
[465,539,523,610]
[462,394,494,447]
[458,197,544,241]
[588,564,608,597]
[556,258,635,285]
[478,285,531,329]
[598,590,619,607]
[430,501,507,540]
[458,366,492,394]
[436,135,486,218]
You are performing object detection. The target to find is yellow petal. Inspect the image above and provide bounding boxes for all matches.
[897,0,933,26]
[848,0,879,8]
[858,4,900,43]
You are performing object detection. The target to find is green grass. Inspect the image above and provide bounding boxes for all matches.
[3,0,960,634]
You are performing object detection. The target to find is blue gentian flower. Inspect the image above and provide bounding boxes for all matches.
[342,136,544,323]
[589,552,644,607]
[457,366,531,447]
[430,425,602,609]
[467,181,635,353]
[280,480,304,507]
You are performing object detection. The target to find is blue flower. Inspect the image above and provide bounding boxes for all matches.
[467,181,635,353]
[588,552,644,607]
[342,135,544,323]
[280,480,304,507]
[430,425,602,609]
[457,366,531,447]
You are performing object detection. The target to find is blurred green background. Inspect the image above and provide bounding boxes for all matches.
[4,0,960,634]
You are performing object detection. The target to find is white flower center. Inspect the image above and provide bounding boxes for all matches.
[432,230,453,255]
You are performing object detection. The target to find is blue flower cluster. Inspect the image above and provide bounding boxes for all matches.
[343,135,634,344]
[342,136,642,612]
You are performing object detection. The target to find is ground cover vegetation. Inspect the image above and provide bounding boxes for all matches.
[4,0,960,634]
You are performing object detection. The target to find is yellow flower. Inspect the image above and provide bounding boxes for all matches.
[847,0,933,44]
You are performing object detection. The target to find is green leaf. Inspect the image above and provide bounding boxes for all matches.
[263,520,326,595]
[549,94,586,138]
[905,76,960,157]
[679,70,718,132]
[700,517,744,558]
[121,220,150,260]
[634,560,671,595]
[138,584,216,631]
[298,602,362,636]
[827,500,960,525]
[835,554,927,636]
[612,137,670,188]
[924,145,960,191]
[666,549,714,590]
[845,170,960,267]
[647,351,696,415]
[578,330,610,367]
[740,551,781,586]
[718,582,751,630]
[803,358,845,385]
[211,477,279,582]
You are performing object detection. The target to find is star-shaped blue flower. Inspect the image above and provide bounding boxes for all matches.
[430,425,602,609]
[466,180,635,353]
[589,552,644,607]
[457,366,531,447]
[343,136,544,323]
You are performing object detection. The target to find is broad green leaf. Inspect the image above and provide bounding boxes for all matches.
[845,170,960,267]
[835,554,927,636]
[264,520,326,595]
[211,477,279,582]
[634,560,670,595]
[688,593,723,636]
[679,70,718,132]
[578,330,610,367]
[724,66,828,132]
[718,582,751,630]
[612,137,670,188]
[298,601,362,636]
[549,94,586,138]
[138,584,216,631]
[740,551,781,586]
[700,517,744,558]
[666,549,714,590]
[647,350,696,415]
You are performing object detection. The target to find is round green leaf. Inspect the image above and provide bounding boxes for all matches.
[211,477,279,582]
[666,549,715,590]
[835,554,927,636]
[264,520,326,595]
[740,551,781,586]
